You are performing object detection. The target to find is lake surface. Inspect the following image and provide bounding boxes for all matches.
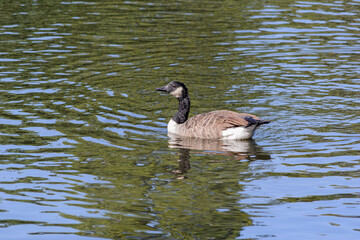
[1,0,360,239]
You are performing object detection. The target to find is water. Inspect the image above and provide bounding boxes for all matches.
[1,0,359,239]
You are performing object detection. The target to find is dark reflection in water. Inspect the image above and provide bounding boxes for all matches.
[1,0,360,239]
[174,148,191,176]
[169,135,271,179]
[169,133,271,158]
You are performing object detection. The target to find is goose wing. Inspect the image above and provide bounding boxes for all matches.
[216,112,261,129]
[182,110,264,139]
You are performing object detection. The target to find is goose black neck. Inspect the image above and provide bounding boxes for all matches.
[172,96,190,124]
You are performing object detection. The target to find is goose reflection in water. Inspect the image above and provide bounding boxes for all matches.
[168,133,271,177]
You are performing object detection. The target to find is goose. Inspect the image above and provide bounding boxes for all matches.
[156,81,270,140]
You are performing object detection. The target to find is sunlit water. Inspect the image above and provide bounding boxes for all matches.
[1,0,360,239]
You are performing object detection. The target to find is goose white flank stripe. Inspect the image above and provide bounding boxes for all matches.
[156,81,270,140]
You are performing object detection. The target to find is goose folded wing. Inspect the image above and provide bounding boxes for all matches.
[221,115,258,130]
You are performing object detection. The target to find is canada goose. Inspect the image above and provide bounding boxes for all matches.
[156,81,270,140]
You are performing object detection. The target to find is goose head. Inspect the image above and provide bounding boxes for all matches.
[156,81,188,99]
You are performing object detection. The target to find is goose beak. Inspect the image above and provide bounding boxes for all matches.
[156,86,167,92]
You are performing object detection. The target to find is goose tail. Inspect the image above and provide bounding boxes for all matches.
[258,120,271,125]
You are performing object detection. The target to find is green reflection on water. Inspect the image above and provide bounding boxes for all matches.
[64,144,255,239]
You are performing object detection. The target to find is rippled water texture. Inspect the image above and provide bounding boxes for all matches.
[1,0,360,239]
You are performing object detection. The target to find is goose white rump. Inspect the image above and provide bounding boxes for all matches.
[221,125,256,140]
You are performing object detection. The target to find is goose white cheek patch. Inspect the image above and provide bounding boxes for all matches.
[170,87,183,98]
